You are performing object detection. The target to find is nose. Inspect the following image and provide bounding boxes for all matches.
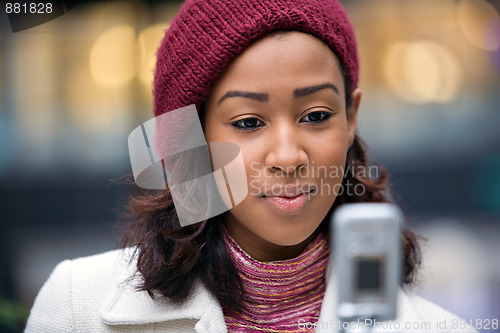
[264,122,308,174]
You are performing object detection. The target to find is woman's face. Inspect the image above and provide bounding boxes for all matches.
[204,31,361,261]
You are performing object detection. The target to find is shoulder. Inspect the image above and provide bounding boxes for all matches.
[49,248,137,302]
[60,247,137,285]
[397,289,478,332]
[25,248,226,333]
[25,248,139,332]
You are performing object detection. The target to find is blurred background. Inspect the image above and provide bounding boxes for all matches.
[0,0,499,331]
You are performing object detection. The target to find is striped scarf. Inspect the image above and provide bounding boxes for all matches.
[222,229,329,332]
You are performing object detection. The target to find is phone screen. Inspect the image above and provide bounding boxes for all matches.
[355,256,385,297]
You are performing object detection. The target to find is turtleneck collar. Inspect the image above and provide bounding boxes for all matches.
[222,227,329,332]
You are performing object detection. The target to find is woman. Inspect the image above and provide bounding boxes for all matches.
[25,0,476,332]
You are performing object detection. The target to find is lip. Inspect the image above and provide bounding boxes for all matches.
[261,184,314,197]
[261,185,314,214]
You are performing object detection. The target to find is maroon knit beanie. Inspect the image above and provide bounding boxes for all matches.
[153,0,359,117]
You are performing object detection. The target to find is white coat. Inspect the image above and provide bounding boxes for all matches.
[25,248,477,332]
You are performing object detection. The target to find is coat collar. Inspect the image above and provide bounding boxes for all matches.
[97,248,340,331]
[97,248,418,332]
[99,250,226,332]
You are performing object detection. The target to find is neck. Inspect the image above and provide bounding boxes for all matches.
[223,220,318,261]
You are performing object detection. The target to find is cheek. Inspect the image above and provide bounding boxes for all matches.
[308,132,350,198]
[310,129,350,167]
[317,144,348,177]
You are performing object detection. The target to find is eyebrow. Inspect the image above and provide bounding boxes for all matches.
[293,83,339,98]
[217,82,339,106]
[217,91,268,106]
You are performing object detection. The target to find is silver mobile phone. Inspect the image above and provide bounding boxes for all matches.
[332,203,402,324]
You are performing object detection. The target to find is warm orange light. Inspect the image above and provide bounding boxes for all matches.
[11,32,59,145]
[66,65,133,134]
[89,25,137,88]
[137,23,169,88]
[384,41,463,104]
[458,0,500,51]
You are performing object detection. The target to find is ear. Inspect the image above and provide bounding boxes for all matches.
[347,88,362,148]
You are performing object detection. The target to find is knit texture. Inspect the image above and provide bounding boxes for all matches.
[153,0,358,117]
[222,229,329,332]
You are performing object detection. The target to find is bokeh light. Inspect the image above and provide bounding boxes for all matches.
[1,1,499,324]
[458,0,500,51]
[384,40,463,104]
[11,32,59,154]
[89,25,137,88]
[66,65,132,134]
[137,23,169,88]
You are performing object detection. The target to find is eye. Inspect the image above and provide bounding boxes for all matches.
[300,111,332,124]
[231,117,265,131]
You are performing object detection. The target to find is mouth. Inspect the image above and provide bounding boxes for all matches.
[261,185,315,214]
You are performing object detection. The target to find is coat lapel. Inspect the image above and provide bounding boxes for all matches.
[99,253,227,332]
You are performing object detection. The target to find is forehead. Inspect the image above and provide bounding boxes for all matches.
[208,31,345,99]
